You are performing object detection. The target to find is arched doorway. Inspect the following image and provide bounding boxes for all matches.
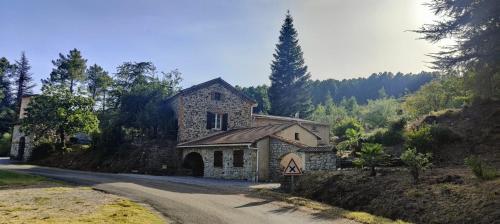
[18,137,25,160]
[183,152,204,177]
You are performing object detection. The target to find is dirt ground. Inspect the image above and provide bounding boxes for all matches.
[292,168,500,224]
[0,179,165,224]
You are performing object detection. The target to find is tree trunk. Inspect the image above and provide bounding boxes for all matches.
[69,79,74,94]
[370,166,376,176]
[102,91,106,111]
[59,128,66,149]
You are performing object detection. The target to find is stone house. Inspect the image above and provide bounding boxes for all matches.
[10,95,35,161]
[171,78,336,181]
[10,77,336,181]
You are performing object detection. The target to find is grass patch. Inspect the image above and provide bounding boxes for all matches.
[251,188,408,224]
[75,199,165,224]
[0,170,46,186]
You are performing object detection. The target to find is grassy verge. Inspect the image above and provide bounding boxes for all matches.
[0,170,46,186]
[0,170,165,224]
[251,188,408,224]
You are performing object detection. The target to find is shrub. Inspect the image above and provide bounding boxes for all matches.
[354,143,386,176]
[401,148,432,184]
[0,133,11,157]
[405,124,433,153]
[333,117,364,138]
[430,125,461,144]
[368,128,405,146]
[465,156,497,180]
[30,143,56,161]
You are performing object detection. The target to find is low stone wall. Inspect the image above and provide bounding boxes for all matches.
[182,146,257,181]
[304,151,336,171]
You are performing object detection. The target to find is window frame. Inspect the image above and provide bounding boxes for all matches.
[213,113,222,130]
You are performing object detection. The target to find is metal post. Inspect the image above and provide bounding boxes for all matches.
[290,175,294,193]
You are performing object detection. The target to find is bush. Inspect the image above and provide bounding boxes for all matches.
[0,133,11,157]
[30,143,56,161]
[405,124,433,153]
[401,148,432,184]
[430,125,461,144]
[368,128,405,146]
[465,156,497,180]
[333,117,364,137]
[354,143,386,176]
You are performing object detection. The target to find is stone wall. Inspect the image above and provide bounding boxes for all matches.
[304,151,336,171]
[268,138,302,181]
[175,83,253,143]
[182,146,257,181]
[10,125,34,161]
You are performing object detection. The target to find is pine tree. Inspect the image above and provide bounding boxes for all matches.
[268,12,312,118]
[12,52,35,114]
[45,49,87,94]
[0,57,15,133]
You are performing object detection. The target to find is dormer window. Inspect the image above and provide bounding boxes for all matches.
[212,92,222,101]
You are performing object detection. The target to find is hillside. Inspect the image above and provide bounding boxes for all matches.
[421,99,500,167]
[290,100,500,224]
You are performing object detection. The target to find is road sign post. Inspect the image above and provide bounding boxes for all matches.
[283,158,302,193]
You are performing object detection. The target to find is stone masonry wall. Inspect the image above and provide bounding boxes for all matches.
[182,146,257,181]
[176,83,253,143]
[304,152,336,171]
[10,125,34,161]
[269,138,302,181]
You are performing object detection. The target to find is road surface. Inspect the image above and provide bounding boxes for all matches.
[0,158,357,224]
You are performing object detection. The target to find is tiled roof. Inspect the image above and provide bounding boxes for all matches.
[299,146,334,152]
[167,77,256,104]
[253,114,329,126]
[177,123,294,147]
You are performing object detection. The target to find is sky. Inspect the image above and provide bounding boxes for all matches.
[0,0,442,91]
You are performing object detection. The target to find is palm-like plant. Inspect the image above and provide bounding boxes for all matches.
[354,143,386,176]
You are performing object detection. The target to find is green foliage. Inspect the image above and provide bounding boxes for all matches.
[45,49,87,94]
[416,0,500,99]
[236,85,270,114]
[309,71,437,105]
[368,118,407,146]
[268,12,312,118]
[86,64,113,111]
[354,143,386,176]
[21,86,99,148]
[333,117,364,138]
[465,156,498,181]
[30,142,56,161]
[359,97,402,129]
[336,128,362,153]
[403,76,471,118]
[0,132,11,156]
[405,125,433,153]
[400,148,432,184]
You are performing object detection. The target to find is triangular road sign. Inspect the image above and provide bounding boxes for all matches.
[283,158,302,175]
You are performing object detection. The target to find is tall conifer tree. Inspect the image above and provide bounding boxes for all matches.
[268,12,312,117]
[12,52,35,114]
[45,49,87,94]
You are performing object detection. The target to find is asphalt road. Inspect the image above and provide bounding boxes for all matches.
[0,158,357,224]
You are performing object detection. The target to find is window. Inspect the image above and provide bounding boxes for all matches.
[233,150,244,167]
[212,92,222,101]
[206,112,228,130]
[214,151,223,167]
[295,133,300,140]
[214,113,222,129]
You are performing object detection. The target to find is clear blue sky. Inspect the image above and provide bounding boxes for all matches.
[1,0,441,92]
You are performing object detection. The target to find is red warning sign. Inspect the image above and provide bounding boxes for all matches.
[283,158,302,175]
